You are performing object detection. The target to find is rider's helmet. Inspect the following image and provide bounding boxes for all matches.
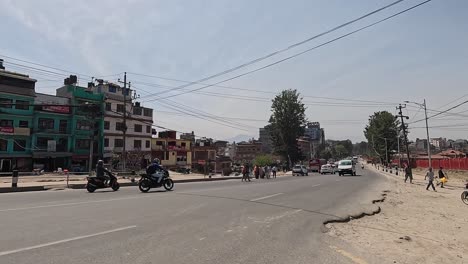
[97,160,104,166]
[153,158,160,165]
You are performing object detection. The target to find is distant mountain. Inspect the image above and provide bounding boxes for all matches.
[224,134,255,143]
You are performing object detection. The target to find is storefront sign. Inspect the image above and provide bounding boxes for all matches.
[42,105,70,113]
[0,127,14,134]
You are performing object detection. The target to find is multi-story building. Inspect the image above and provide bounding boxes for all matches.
[304,122,325,144]
[415,138,428,151]
[55,81,105,171]
[192,137,216,164]
[0,63,35,171]
[84,81,154,169]
[431,137,447,150]
[233,140,262,164]
[152,131,192,169]
[213,140,229,156]
[259,125,273,153]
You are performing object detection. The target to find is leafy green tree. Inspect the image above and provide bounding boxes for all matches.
[319,149,333,160]
[254,155,274,167]
[364,111,400,164]
[334,145,348,159]
[269,89,307,165]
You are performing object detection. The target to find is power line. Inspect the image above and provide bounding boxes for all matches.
[132,0,407,100]
[140,0,433,102]
[410,100,468,124]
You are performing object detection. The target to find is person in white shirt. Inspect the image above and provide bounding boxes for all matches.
[425,167,437,192]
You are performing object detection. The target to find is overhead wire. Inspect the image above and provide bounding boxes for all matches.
[139,0,432,102]
[132,0,408,100]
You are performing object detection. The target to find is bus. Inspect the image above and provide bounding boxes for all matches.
[309,159,327,172]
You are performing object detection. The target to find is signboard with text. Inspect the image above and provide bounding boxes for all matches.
[0,127,14,134]
[42,105,70,114]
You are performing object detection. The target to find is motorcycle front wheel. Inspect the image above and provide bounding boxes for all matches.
[163,178,174,191]
[139,179,151,193]
[112,182,120,191]
[461,191,468,205]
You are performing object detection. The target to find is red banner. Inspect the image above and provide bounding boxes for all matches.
[0,127,14,133]
[42,105,70,113]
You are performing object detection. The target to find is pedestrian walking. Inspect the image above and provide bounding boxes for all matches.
[254,165,259,179]
[272,166,277,178]
[241,164,251,182]
[404,164,413,184]
[437,167,447,188]
[425,167,437,192]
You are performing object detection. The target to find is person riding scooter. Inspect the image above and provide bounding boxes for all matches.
[146,158,167,184]
[96,160,116,186]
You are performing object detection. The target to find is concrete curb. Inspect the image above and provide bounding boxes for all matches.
[0,176,243,193]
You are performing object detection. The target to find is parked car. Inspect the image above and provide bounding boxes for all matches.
[292,165,308,176]
[338,160,356,176]
[320,164,334,174]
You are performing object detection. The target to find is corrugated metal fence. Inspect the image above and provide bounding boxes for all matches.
[416,158,468,170]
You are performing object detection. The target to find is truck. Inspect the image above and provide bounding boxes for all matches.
[309,158,327,172]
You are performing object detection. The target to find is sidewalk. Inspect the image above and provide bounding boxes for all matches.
[0,171,292,192]
[327,165,468,264]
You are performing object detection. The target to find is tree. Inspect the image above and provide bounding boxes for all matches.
[254,155,274,167]
[319,149,333,160]
[269,89,307,165]
[334,145,348,159]
[364,111,400,164]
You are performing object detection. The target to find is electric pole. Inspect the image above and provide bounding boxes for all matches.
[397,104,411,175]
[423,99,432,168]
[118,72,128,171]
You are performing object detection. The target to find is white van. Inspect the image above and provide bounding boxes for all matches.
[338,160,356,176]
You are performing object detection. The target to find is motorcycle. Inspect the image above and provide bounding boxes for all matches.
[461,181,468,205]
[138,170,174,192]
[86,175,120,193]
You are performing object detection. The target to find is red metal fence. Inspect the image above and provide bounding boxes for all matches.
[415,158,468,170]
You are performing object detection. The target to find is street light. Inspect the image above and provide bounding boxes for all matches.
[405,99,431,168]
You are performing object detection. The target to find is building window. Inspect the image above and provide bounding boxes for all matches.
[116,104,125,113]
[104,121,110,130]
[59,120,67,133]
[13,139,26,151]
[105,102,112,111]
[57,138,68,152]
[36,137,52,149]
[133,107,142,115]
[19,120,28,128]
[76,120,91,130]
[0,139,7,151]
[114,139,123,148]
[146,140,150,148]
[104,138,109,147]
[108,86,117,93]
[134,140,141,148]
[75,139,90,149]
[116,122,124,131]
[15,100,30,110]
[143,108,152,117]
[134,124,142,132]
[0,119,13,127]
[181,142,186,147]
[146,125,151,133]
[0,98,12,108]
[38,118,54,130]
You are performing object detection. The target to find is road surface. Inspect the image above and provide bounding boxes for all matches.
[0,168,386,264]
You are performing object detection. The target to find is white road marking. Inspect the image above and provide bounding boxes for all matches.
[0,196,142,212]
[329,245,368,264]
[0,225,137,257]
[250,192,284,201]
[311,184,321,187]
[199,237,206,241]
[226,229,233,233]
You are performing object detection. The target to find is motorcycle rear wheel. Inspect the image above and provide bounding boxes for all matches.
[86,185,96,193]
[163,178,174,191]
[139,179,151,193]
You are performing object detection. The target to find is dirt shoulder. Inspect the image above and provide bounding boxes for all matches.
[327,166,468,264]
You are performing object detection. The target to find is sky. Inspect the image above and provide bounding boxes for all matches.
[1,0,468,143]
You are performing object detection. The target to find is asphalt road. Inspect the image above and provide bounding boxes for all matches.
[0,167,386,264]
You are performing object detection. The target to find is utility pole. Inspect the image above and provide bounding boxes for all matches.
[119,72,128,171]
[397,104,411,174]
[423,99,432,168]
[397,133,401,169]
[384,138,388,166]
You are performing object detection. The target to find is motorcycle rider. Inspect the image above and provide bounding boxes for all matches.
[96,160,116,186]
[146,158,166,184]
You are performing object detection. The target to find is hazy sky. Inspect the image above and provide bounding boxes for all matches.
[1,0,468,142]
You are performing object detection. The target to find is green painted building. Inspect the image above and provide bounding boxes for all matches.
[0,68,36,172]
[1,65,105,172]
